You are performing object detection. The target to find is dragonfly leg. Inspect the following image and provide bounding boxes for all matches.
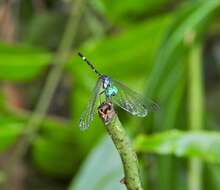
[99,94,102,105]
[98,90,105,105]
[99,90,105,95]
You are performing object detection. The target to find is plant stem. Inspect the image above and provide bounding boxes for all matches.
[3,0,86,189]
[26,0,85,140]
[98,102,144,190]
[27,0,85,151]
[187,40,204,190]
[18,0,85,156]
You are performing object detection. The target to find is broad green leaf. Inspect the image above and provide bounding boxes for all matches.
[68,14,172,79]
[1,108,81,177]
[0,122,23,152]
[69,137,125,190]
[39,119,75,145]
[94,0,175,23]
[32,136,77,177]
[31,121,82,177]
[145,1,220,97]
[140,2,220,188]
[134,130,220,163]
[205,164,220,190]
[153,63,186,190]
[0,42,52,80]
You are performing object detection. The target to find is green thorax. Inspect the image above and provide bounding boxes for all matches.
[105,83,118,97]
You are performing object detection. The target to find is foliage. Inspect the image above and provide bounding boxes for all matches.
[0,0,220,190]
[0,43,51,80]
[134,130,220,164]
[69,137,125,190]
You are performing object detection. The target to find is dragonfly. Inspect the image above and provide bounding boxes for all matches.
[78,52,159,130]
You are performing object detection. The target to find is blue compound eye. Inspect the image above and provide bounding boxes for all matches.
[102,76,111,89]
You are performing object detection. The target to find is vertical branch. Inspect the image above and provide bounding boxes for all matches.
[187,40,204,190]
[98,102,144,190]
[3,0,86,189]
[22,0,85,153]
[27,0,85,134]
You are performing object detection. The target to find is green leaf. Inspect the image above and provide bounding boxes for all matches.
[0,42,52,80]
[145,0,220,97]
[68,14,172,79]
[31,121,82,177]
[69,137,125,190]
[97,0,175,23]
[134,130,220,163]
[32,136,76,177]
[0,122,23,152]
[205,164,220,190]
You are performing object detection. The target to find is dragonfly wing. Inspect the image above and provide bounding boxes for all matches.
[79,78,102,130]
[112,79,159,117]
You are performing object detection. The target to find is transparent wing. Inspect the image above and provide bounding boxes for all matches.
[79,78,102,130]
[112,79,159,117]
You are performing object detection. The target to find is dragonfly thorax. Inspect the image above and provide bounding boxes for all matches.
[105,86,118,97]
[100,76,118,97]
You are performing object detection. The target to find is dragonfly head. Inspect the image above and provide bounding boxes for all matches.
[101,75,111,89]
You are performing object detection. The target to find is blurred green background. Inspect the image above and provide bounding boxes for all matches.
[0,0,220,190]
